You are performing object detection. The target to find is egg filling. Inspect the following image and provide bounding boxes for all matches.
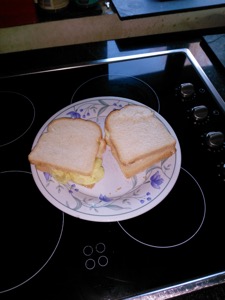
[51,158,104,186]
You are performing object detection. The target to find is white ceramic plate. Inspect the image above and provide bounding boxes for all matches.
[31,97,181,222]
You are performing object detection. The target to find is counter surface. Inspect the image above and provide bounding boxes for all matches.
[0,1,225,54]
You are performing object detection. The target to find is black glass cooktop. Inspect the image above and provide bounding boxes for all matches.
[0,49,225,299]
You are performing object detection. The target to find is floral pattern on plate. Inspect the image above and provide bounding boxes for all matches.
[31,97,181,222]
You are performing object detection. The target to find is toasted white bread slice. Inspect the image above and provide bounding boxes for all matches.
[28,117,106,187]
[105,104,176,178]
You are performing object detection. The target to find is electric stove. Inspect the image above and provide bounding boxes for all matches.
[0,48,225,299]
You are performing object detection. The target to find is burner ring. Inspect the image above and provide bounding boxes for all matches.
[0,91,35,147]
[118,168,206,249]
[0,171,64,293]
[71,74,160,112]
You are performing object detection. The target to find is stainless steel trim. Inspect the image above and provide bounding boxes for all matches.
[9,48,224,112]
[126,271,225,300]
[185,48,225,112]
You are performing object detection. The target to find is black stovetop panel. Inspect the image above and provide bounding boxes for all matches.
[202,34,225,69]
[111,0,225,19]
[0,49,225,299]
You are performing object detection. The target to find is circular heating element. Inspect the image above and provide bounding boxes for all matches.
[118,168,206,248]
[0,91,35,147]
[71,74,160,112]
[0,171,64,293]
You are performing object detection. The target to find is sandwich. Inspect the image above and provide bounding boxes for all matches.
[28,117,106,188]
[104,104,176,178]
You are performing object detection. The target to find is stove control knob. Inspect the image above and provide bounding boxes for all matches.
[180,83,195,99]
[206,131,224,148]
[192,105,208,121]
